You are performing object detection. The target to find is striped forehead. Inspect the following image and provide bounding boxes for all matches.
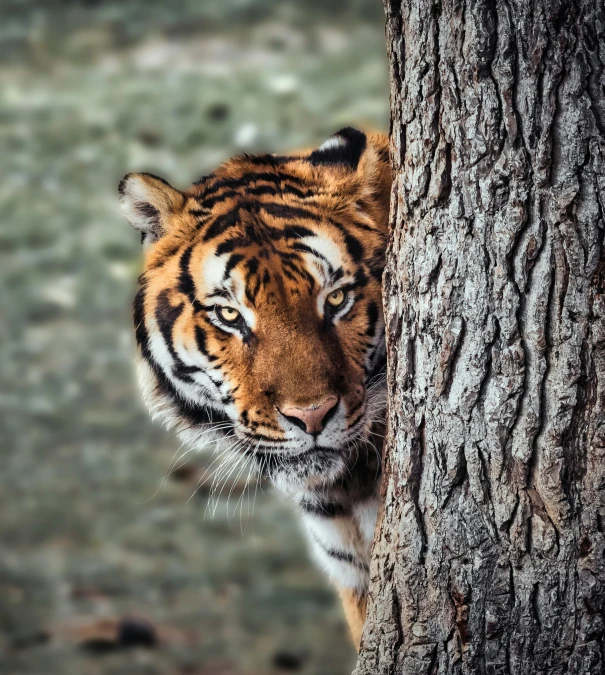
[198,223,349,302]
[293,231,348,285]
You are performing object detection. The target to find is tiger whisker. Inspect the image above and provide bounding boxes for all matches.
[226,452,253,524]
[211,445,250,517]
[167,429,237,481]
[189,438,245,506]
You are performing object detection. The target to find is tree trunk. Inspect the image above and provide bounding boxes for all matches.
[355,1,605,673]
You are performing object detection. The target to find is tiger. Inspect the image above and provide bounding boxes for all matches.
[118,127,391,650]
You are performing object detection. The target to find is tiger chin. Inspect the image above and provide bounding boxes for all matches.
[119,127,391,650]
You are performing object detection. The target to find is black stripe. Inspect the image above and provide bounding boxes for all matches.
[172,363,201,380]
[202,206,240,241]
[325,548,361,567]
[223,253,244,279]
[343,233,364,262]
[301,268,316,293]
[237,154,295,168]
[244,257,261,305]
[331,267,344,283]
[192,173,212,186]
[215,236,251,256]
[329,216,374,234]
[282,267,297,282]
[181,403,231,427]
[241,431,287,444]
[279,256,316,292]
[315,540,369,572]
[354,268,369,288]
[280,255,303,273]
[261,202,321,222]
[194,325,218,362]
[198,190,238,210]
[245,183,314,200]
[213,224,319,254]
[147,242,183,270]
[133,284,230,426]
[325,218,365,263]
[201,171,305,199]
[245,276,260,306]
[291,243,334,273]
[348,218,377,233]
[246,257,259,275]
[177,246,201,310]
[283,225,317,239]
[366,301,378,338]
[155,289,193,381]
[133,284,151,357]
[189,208,210,218]
[300,499,350,518]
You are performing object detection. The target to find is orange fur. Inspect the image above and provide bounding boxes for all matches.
[339,586,368,651]
[125,131,390,442]
[120,129,391,649]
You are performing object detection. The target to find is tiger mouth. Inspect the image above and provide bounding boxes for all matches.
[237,412,375,459]
[253,445,342,458]
[251,444,346,482]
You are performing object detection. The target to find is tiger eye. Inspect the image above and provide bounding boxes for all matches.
[216,305,241,324]
[326,289,347,308]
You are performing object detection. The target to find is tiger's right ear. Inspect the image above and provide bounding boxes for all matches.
[118,172,184,244]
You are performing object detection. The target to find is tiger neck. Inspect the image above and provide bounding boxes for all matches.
[297,440,382,543]
[294,444,383,591]
[302,445,382,508]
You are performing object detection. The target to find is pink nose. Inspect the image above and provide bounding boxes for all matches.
[279,396,339,435]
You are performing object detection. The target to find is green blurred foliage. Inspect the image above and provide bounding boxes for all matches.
[0,1,388,673]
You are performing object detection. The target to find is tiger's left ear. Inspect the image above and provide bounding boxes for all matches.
[310,127,391,226]
[309,127,371,170]
[118,172,184,244]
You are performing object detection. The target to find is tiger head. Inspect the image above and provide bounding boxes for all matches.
[119,128,391,493]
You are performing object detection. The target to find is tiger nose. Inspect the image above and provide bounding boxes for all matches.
[279,396,339,435]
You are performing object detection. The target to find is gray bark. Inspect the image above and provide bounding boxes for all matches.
[355,0,605,673]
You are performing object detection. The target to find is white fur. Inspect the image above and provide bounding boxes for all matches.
[354,497,381,545]
[300,501,379,593]
[119,175,157,233]
[317,136,347,152]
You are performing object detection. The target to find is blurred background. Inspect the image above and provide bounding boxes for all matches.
[0,1,388,673]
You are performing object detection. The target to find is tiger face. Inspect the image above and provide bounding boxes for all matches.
[120,128,391,493]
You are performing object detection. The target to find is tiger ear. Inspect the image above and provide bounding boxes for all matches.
[309,127,369,170]
[310,127,391,226]
[118,172,184,244]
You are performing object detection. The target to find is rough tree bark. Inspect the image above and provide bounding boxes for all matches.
[355,1,605,673]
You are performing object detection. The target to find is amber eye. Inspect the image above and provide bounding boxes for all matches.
[216,305,241,325]
[326,288,347,309]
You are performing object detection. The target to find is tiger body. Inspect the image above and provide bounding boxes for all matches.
[119,128,391,648]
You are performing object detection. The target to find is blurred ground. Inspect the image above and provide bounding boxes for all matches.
[0,2,388,673]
